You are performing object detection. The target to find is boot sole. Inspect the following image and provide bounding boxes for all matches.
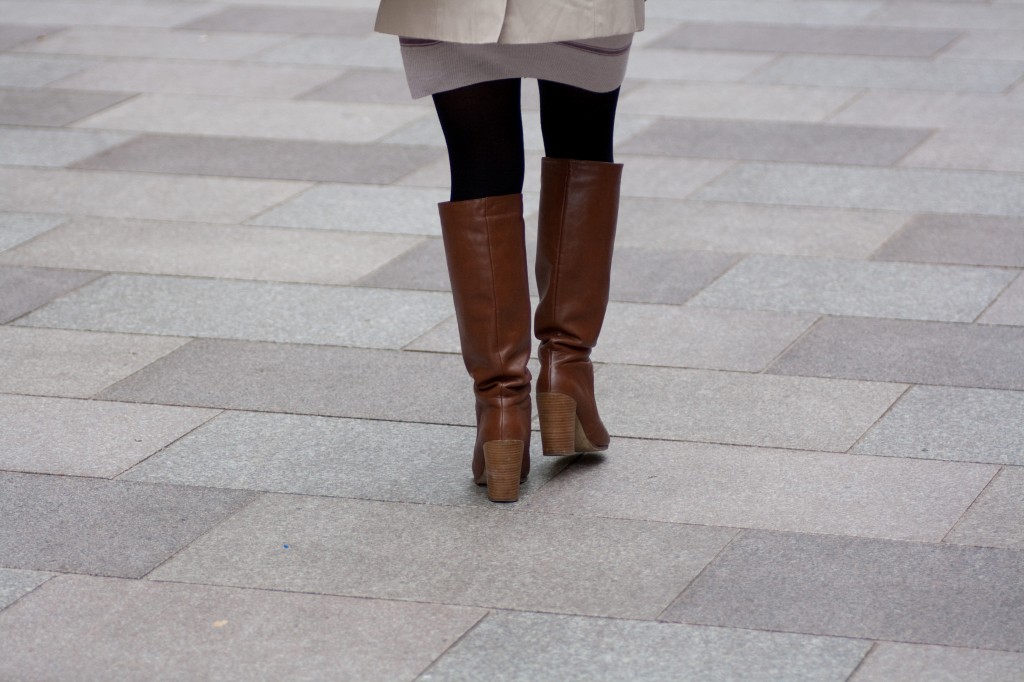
[537,392,607,456]
[483,440,524,502]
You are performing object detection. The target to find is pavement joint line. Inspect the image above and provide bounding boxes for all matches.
[653,527,744,622]
[109,407,226,480]
[412,609,492,680]
[971,268,1023,323]
[939,465,1006,545]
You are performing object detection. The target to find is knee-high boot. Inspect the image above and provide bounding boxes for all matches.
[534,157,622,455]
[438,193,532,501]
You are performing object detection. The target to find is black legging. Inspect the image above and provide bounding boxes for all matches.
[432,79,620,202]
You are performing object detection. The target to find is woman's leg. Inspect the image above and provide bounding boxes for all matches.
[537,79,620,162]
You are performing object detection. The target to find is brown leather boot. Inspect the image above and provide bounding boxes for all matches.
[438,193,532,501]
[534,157,622,456]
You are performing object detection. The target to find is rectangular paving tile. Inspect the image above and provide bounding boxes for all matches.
[625,48,774,82]
[619,156,734,200]
[0,265,99,323]
[902,127,1024,173]
[74,134,444,183]
[0,1,220,28]
[619,118,929,166]
[0,216,423,286]
[695,163,1024,217]
[0,168,311,223]
[852,642,1024,682]
[148,494,737,619]
[750,54,1024,92]
[0,212,65,253]
[299,68,431,104]
[0,326,188,398]
[944,466,1024,550]
[1,394,219,477]
[0,53,97,87]
[0,569,52,612]
[97,339,475,426]
[0,25,61,51]
[689,254,1015,322]
[596,364,906,451]
[609,248,742,305]
[0,127,133,167]
[18,26,287,60]
[615,199,907,258]
[181,6,375,35]
[254,34,404,70]
[422,611,870,682]
[73,94,426,144]
[0,471,256,577]
[651,23,958,57]
[853,386,1024,466]
[769,317,1024,390]
[833,90,1024,130]
[873,214,1024,267]
[0,575,482,682]
[523,439,996,542]
[979,273,1024,326]
[941,30,1024,60]
[643,0,882,25]
[0,88,130,126]
[121,411,569,507]
[662,530,1024,652]
[867,3,1024,30]
[355,237,450,291]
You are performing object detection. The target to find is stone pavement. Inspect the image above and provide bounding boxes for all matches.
[1,0,1024,678]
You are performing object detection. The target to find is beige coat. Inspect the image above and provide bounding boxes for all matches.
[375,0,645,45]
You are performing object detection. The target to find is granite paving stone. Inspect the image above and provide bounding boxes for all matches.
[642,0,881,25]
[355,237,450,291]
[0,216,424,285]
[148,494,737,619]
[0,394,219,477]
[941,30,1024,60]
[523,439,996,542]
[0,1,221,29]
[615,199,908,258]
[749,54,1024,92]
[689,254,1015,322]
[0,168,311,223]
[851,642,1024,682]
[832,90,1024,130]
[16,273,454,349]
[0,326,188,398]
[121,411,569,506]
[0,265,98,323]
[607,248,741,305]
[853,385,1024,466]
[867,3,1024,30]
[97,339,475,426]
[618,119,930,166]
[979,273,1024,325]
[944,466,1024,550]
[0,569,52,612]
[596,364,906,451]
[298,67,431,103]
[618,156,734,199]
[72,94,426,144]
[0,576,483,682]
[421,611,871,682]
[0,471,257,577]
[0,127,134,167]
[17,26,289,60]
[255,34,405,70]
[769,317,1024,390]
[651,23,959,57]
[873,214,1024,267]
[624,48,774,82]
[74,134,444,183]
[0,212,65,253]
[0,25,61,52]
[0,53,98,87]
[182,6,376,35]
[902,127,1024,172]
[695,163,1024,217]
[662,530,1024,651]
[0,88,130,126]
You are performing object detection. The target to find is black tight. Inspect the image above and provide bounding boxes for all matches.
[432,79,620,201]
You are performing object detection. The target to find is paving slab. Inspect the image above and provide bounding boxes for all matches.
[0,168,311,223]
[0,575,483,682]
[421,611,871,682]
[607,248,742,305]
[0,326,188,398]
[121,411,568,506]
[0,216,423,285]
[0,126,133,167]
[253,33,422,70]
[0,569,52,611]
[0,212,65,253]
[0,87,129,126]
[625,48,774,82]
[0,394,219,477]
[851,642,1024,682]
[832,90,1024,130]
[0,471,257,577]
[867,3,1024,30]
[651,23,958,57]
[643,0,881,25]
[250,184,448,235]
[523,439,996,542]
[662,530,1024,651]
[872,214,1024,267]
[615,199,907,258]
[0,53,98,87]
[74,134,443,183]
[18,26,288,60]
[618,156,733,199]
[854,386,1024,466]
[16,273,454,349]
[148,494,737,619]
[979,273,1024,325]
[182,6,375,35]
[903,127,1024,173]
[769,317,1024,390]
[97,339,474,426]
[596,364,906,451]
[688,254,1015,322]
[355,237,450,291]
[298,67,431,103]
[695,163,1024,217]
[941,29,1024,60]
[618,118,929,166]
[0,1,221,28]
[944,466,1024,550]
[0,265,98,323]
[0,25,61,52]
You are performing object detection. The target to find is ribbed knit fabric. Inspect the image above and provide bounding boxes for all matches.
[398,34,633,99]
